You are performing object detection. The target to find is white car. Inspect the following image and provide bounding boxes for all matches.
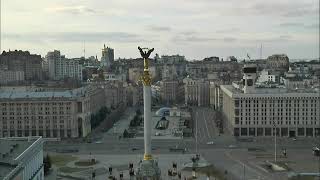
[206,141,215,145]
[228,145,237,148]
[94,141,102,144]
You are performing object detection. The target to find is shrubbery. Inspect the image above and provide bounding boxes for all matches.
[90,106,110,129]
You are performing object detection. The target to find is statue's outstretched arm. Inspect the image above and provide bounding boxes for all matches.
[146,48,154,58]
[138,46,145,57]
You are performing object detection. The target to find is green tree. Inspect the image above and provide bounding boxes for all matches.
[123,129,129,138]
[136,109,142,116]
[43,154,52,175]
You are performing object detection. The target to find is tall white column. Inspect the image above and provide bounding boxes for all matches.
[143,85,152,160]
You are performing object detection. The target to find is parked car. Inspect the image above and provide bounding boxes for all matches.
[228,145,237,148]
[206,141,215,145]
[312,147,320,156]
[131,147,140,151]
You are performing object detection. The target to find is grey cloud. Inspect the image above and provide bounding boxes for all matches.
[278,22,319,30]
[147,26,171,32]
[223,1,318,18]
[216,28,240,33]
[180,30,197,35]
[3,32,153,43]
[253,35,293,43]
[223,37,237,42]
[184,36,217,42]
[279,22,304,27]
[305,24,320,29]
[254,2,318,17]
[46,6,97,15]
[172,34,236,43]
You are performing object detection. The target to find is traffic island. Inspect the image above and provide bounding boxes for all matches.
[260,160,290,172]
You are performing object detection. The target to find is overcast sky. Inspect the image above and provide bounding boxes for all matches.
[1,0,319,60]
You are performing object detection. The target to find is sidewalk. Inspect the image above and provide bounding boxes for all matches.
[105,107,136,135]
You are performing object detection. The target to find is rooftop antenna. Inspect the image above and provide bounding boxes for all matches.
[260,44,263,59]
[0,0,2,53]
[83,41,86,59]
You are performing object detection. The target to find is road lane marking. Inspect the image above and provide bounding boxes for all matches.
[225,150,269,179]
[202,110,211,139]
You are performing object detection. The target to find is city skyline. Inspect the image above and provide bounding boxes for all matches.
[1,0,319,60]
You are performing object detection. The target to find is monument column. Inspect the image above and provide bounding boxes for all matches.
[142,63,152,160]
[136,47,161,180]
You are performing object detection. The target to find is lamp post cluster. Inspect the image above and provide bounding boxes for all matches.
[167,162,182,179]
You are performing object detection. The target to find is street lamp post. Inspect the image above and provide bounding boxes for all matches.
[273,121,277,162]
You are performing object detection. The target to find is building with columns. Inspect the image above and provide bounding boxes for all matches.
[0,136,44,180]
[220,65,320,137]
[0,70,25,84]
[0,86,105,138]
[183,77,210,106]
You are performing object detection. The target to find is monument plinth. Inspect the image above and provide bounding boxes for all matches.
[136,47,161,180]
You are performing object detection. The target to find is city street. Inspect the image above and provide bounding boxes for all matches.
[192,107,320,180]
[44,107,320,180]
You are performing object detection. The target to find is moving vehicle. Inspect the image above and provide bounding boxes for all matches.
[228,145,237,148]
[312,147,320,156]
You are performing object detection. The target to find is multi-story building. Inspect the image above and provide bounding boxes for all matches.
[267,54,290,71]
[220,65,320,137]
[183,77,210,106]
[256,69,281,84]
[128,66,157,83]
[46,50,82,80]
[101,44,114,68]
[0,70,25,84]
[186,59,241,79]
[160,80,182,104]
[0,86,105,138]
[209,81,223,109]
[159,55,187,77]
[102,82,127,108]
[0,136,44,180]
[0,50,42,81]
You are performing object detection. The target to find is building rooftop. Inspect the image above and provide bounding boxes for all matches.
[222,84,319,97]
[0,137,40,179]
[0,87,87,99]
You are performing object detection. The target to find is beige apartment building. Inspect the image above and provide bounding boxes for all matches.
[0,86,105,138]
[220,65,320,137]
[183,77,210,106]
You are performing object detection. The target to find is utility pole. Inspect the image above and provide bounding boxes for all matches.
[83,41,86,59]
[0,0,2,53]
[274,121,277,162]
[196,111,198,154]
[243,164,246,180]
[260,44,262,60]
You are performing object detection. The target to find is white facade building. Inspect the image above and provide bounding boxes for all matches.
[220,65,320,137]
[0,86,107,138]
[183,77,210,106]
[46,50,82,80]
[257,69,280,83]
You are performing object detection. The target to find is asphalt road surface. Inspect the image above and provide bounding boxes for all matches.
[44,107,320,180]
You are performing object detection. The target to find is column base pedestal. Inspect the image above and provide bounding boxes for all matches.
[136,159,161,180]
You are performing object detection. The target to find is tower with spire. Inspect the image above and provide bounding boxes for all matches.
[101,44,114,69]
